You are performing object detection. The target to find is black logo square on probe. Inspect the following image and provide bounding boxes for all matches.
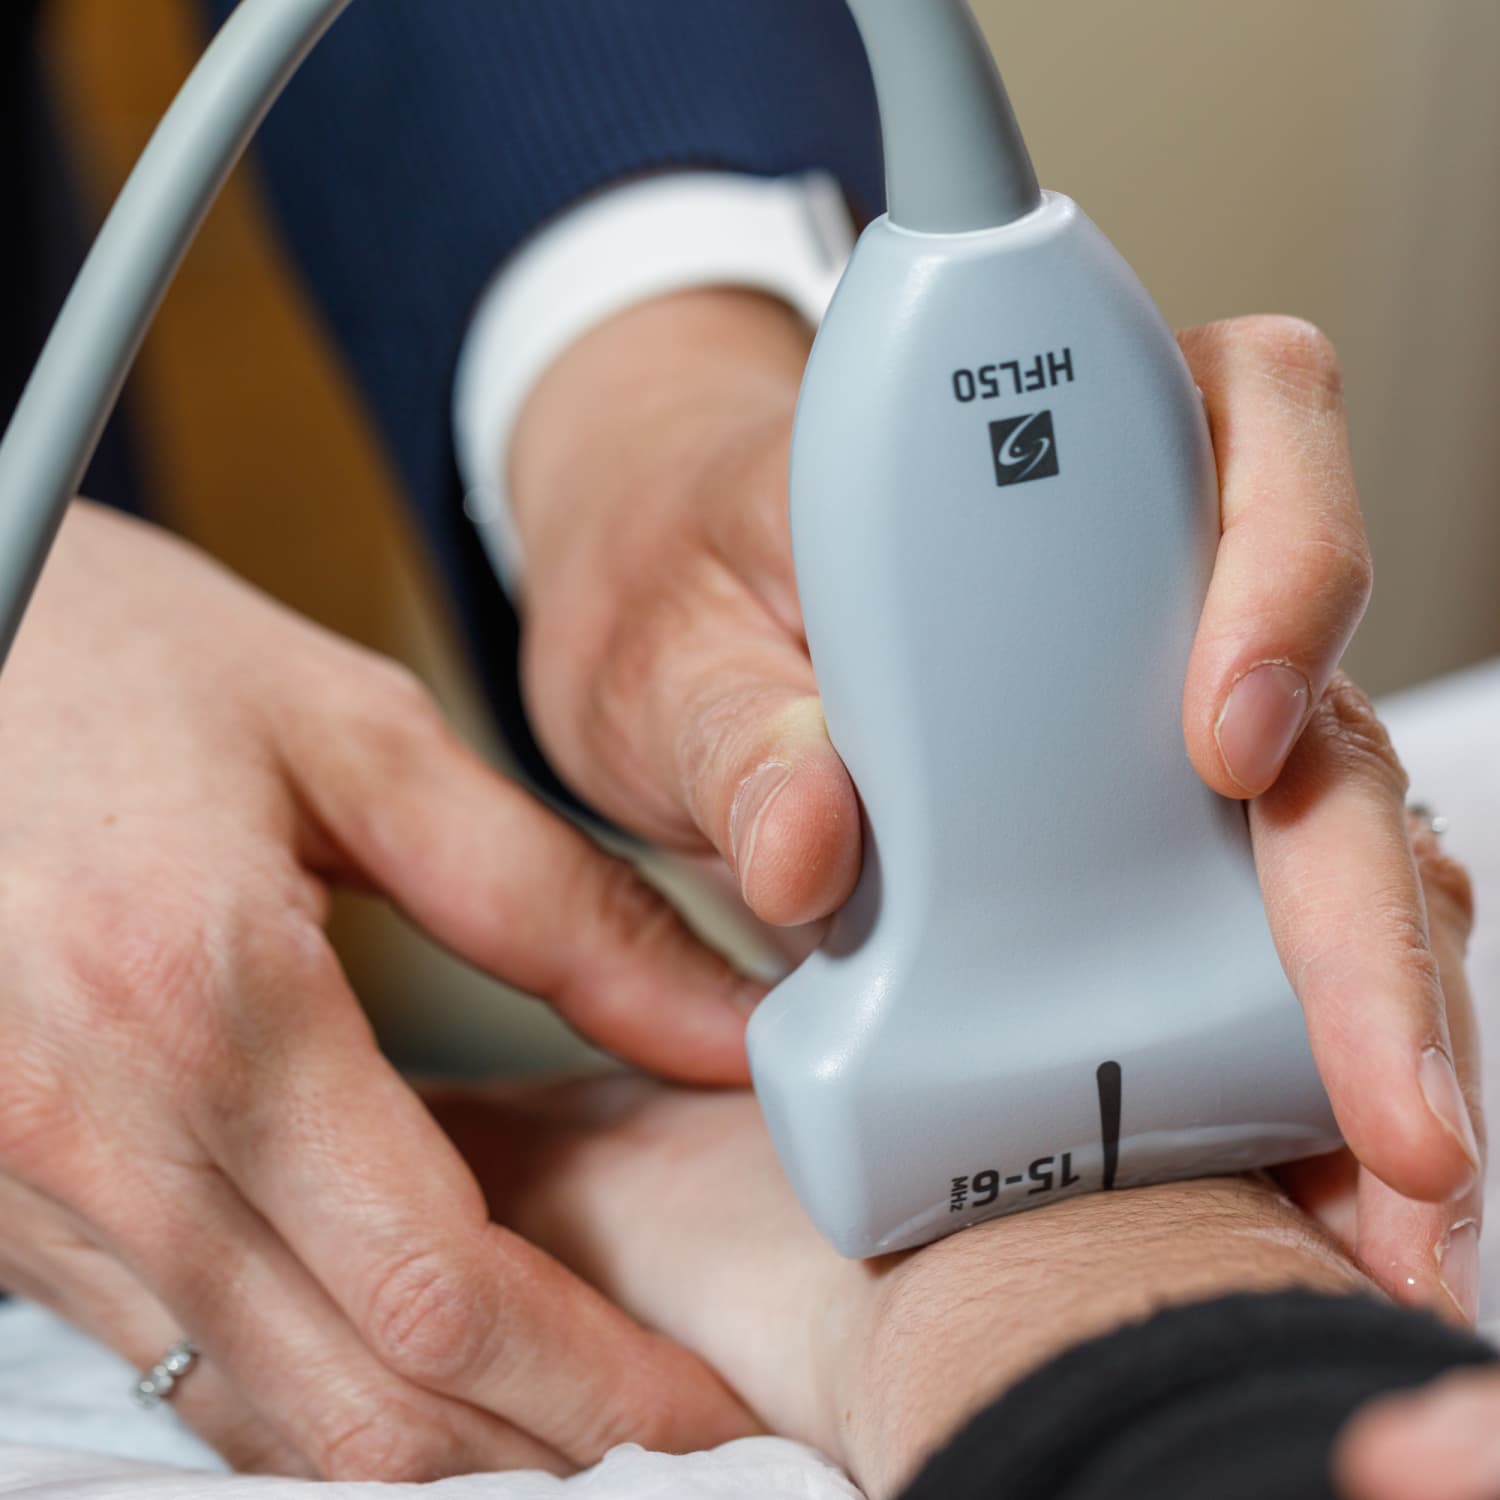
[989,410,1060,487]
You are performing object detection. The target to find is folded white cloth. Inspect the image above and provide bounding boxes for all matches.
[0,1303,222,1473]
[0,1438,863,1499]
[0,1304,859,1496]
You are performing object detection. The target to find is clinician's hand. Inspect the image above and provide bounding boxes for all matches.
[1332,822,1490,1500]
[0,502,757,1478]
[512,292,1481,1314]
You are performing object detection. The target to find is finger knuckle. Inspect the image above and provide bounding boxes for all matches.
[584,1395,679,1457]
[1308,530,1375,622]
[1257,532,1372,659]
[315,1410,456,1483]
[326,664,464,862]
[210,1419,300,1477]
[1369,893,1443,997]
[66,876,217,1008]
[361,655,439,725]
[0,1062,136,1215]
[538,1338,683,1458]
[0,1051,73,1179]
[1299,895,1446,1069]
[1411,838,1477,944]
[578,579,697,823]
[357,663,446,762]
[1232,314,1345,411]
[578,547,753,839]
[361,1246,490,1386]
[1311,674,1409,801]
[187,921,354,1139]
[52,898,243,1110]
[579,674,652,813]
[588,853,674,945]
[65,898,215,1031]
[569,857,688,1006]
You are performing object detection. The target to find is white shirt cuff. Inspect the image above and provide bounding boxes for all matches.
[453,171,857,599]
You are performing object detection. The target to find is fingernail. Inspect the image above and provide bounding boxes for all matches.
[1420,1046,1482,1183]
[729,761,794,894]
[1438,1219,1481,1324]
[1214,662,1311,794]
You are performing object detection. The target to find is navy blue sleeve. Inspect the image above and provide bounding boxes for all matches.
[4,0,143,519]
[205,0,883,805]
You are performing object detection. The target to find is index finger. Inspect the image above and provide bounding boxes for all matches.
[1250,676,1480,1208]
[1352,812,1485,1322]
[1179,316,1374,799]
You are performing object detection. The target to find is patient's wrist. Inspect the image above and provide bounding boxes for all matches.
[899,1287,1494,1500]
[434,1084,1372,1495]
[836,1175,1369,1497]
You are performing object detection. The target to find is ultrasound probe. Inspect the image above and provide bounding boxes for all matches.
[0,0,1339,1260]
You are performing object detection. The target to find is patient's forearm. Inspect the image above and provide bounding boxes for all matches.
[438,1082,1368,1496]
[839,1172,1364,1495]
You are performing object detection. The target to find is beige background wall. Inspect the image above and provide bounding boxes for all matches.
[38,1,1500,1070]
[976,0,1500,690]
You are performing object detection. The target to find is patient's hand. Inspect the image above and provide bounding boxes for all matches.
[428,1084,1363,1497]
[425,827,1480,1497]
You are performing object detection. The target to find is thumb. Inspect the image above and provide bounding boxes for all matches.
[281,663,760,1085]
[571,571,862,929]
[1336,1369,1500,1500]
[1177,318,1372,800]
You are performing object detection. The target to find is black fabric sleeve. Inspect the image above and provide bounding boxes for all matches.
[899,1290,1496,1500]
[199,0,884,806]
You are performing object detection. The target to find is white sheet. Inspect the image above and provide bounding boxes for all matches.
[0,1440,862,1499]
[2,658,1498,1498]
[0,1298,858,1497]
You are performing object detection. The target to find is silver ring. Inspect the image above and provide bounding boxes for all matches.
[132,1340,199,1410]
[1408,802,1450,839]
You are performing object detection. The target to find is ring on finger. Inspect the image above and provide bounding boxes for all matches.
[132,1340,199,1410]
[1408,802,1450,839]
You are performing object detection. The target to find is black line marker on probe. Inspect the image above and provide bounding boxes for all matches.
[1097,1061,1122,1190]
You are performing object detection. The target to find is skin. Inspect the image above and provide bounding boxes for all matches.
[16,815,1467,1493]
[0,288,1479,1481]
[433,1088,1366,1499]
[0,503,757,1477]
[1331,841,1500,1500]
[512,287,1482,1299]
[424,822,1482,1498]
[1341,1371,1500,1500]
